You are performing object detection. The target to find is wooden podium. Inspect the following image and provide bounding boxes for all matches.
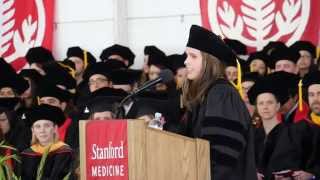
[79,120,210,180]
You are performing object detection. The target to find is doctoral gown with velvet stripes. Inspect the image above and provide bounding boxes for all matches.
[186,79,257,180]
[20,144,73,180]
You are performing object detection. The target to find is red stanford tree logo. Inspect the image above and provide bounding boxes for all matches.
[200,0,320,51]
[0,0,54,71]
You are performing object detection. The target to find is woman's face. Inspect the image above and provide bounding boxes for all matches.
[175,67,187,88]
[297,50,312,70]
[32,120,57,146]
[185,47,203,80]
[148,65,161,81]
[0,112,10,135]
[256,93,280,121]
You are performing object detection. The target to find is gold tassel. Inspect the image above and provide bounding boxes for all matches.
[236,59,244,98]
[83,50,88,69]
[316,46,320,59]
[298,79,303,112]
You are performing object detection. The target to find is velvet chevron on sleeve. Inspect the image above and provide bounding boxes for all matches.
[202,116,246,166]
[187,79,257,180]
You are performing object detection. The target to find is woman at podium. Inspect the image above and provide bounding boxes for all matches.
[182,25,257,180]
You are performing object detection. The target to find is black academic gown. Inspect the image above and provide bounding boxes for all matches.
[268,120,320,179]
[20,144,74,180]
[64,115,79,150]
[254,123,287,180]
[186,79,257,180]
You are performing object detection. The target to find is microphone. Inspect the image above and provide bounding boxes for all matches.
[131,69,173,96]
[115,69,174,118]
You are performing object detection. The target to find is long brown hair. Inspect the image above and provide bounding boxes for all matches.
[182,51,225,110]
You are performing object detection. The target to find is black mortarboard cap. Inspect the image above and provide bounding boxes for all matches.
[248,77,286,105]
[247,51,270,68]
[104,59,127,70]
[111,69,142,85]
[86,96,122,115]
[100,44,135,67]
[242,72,262,83]
[0,58,29,95]
[248,71,299,105]
[262,41,287,56]
[224,38,247,55]
[82,62,114,82]
[67,46,97,67]
[144,46,166,57]
[42,62,77,90]
[302,71,320,88]
[186,25,237,65]
[270,46,300,69]
[290,41,316,58]
[19,69,43,84]
[90,87,128,98]
[37,81,72,102]
[84,87,127,115]
[0,98,20,111]
[167,53,186,73]
[25,46,55,65]
[147,52,168,68]
[25,104,65,127]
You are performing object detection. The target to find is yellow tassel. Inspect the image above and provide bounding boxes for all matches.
[230,81,238,89]
[298,79,303,112]
[316,47,320,59]
[236,59,244,98]
[83,50,88,69]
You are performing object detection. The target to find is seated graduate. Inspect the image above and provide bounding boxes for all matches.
[268,71,320,180]
[86,96,120,120]
[82,86,126,120]
[248,72,290,180]
[0,98,29,152]
[249,71,320,180]
[21,104,74,179]
[0,115,20,178]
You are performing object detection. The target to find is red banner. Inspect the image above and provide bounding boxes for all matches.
[85,120,129,180]
[0,0,55,71]
[200,0,320,51]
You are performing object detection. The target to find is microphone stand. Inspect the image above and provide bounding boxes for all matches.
[115,78,162,118]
